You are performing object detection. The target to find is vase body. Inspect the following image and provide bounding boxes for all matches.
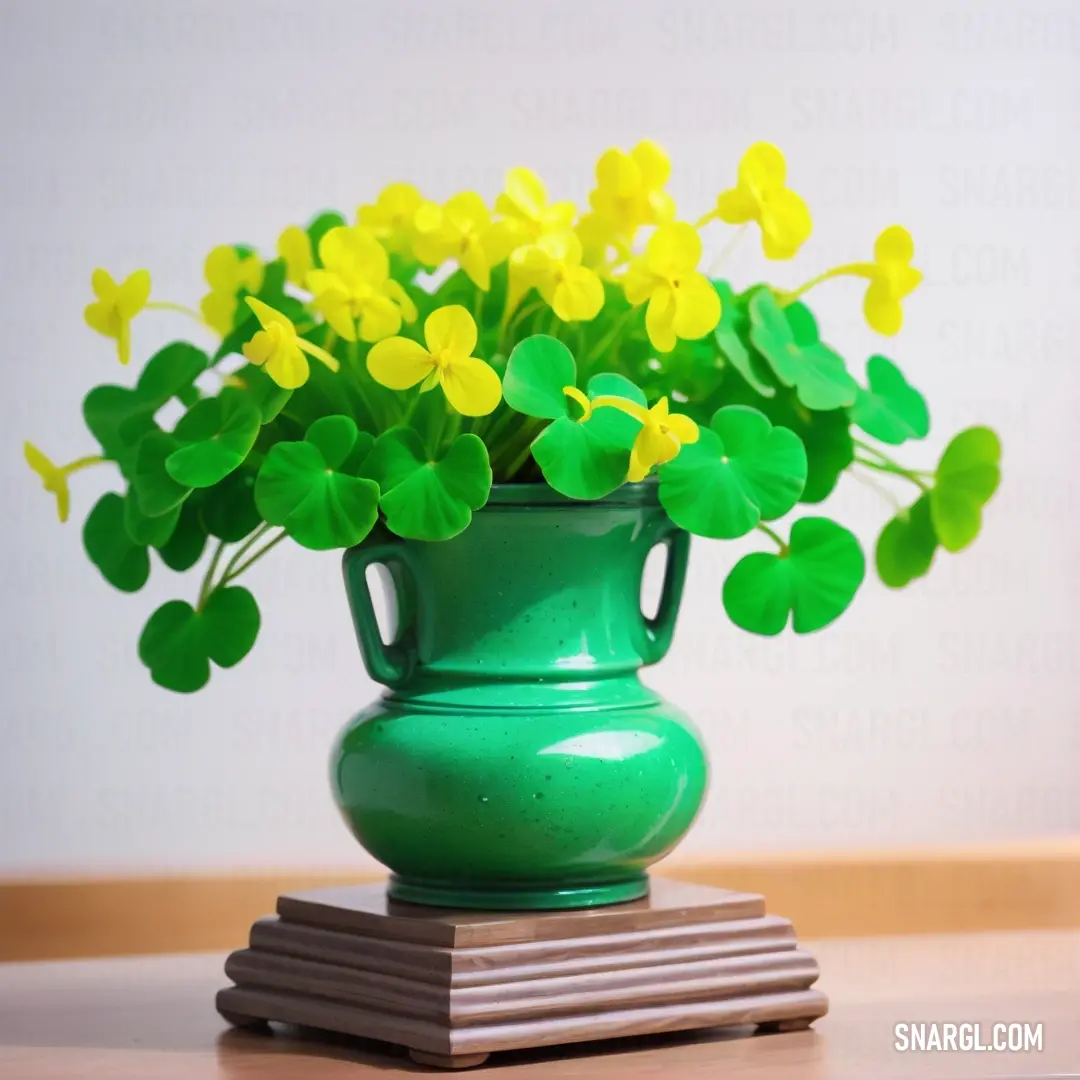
[330,482,708,910]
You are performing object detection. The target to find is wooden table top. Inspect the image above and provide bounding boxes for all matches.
[1,930,1078,1079]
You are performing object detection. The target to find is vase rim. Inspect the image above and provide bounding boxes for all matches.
[484,479,660,508]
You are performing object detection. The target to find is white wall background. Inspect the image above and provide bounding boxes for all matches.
[1,0,1077,875]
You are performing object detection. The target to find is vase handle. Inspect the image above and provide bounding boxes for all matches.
[342,540,420,689]
[638,518,691,666]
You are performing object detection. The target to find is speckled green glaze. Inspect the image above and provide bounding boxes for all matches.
[330,482,708,910]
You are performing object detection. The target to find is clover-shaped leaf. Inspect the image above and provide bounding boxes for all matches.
[137,342,208,405]
[930,427,1001,552]
[361,428,491,541]
[83,493,150,593]
[138,586,260,693]
[749,290,857,411]
[201,468,262,542]
[255,418,379,551]
[851,356,929,445]
[133,431,193,517]
[124,491,180,548]
[876,495,938,588]
[659,406,807,540]
[585,372,646,451]
[713,280,774,397]
[504,335,577,419]
[234,363,292,423]
[83,386,157,467]
[165,394,262,488]
[723,517,866,635]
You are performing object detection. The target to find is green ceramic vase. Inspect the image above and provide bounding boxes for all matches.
[330,482,708,910]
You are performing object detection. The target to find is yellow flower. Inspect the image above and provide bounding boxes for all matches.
[491,167,575,250]
[588,140,675,241]
[23,442,102,523]
[863,226,922,336]
[241,297,340,390]
[200,246,265,335]
[591,396,699,482]
[777,224,922,336]
[704,142,812,260]
[277,226,314,287]
[621,222,721,353]
[367,305,502,417]
[575,211,631,276]
[307,226,417,343]
[412,192,508,291]
[83,268,151,366]
[358,182,423,255]
[509,231,604,323]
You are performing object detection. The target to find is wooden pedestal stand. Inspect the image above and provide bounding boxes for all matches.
[217,878,827,1069]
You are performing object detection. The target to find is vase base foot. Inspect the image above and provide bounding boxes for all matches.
[218,876,827,1069]
[387,872,648,910]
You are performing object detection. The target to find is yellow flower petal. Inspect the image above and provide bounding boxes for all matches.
[245,296,294,333]
[242,329,275,366]
[277,225,314,287]
[200,290,237,336]
[458,237,491,291]
[631,140,671,190]
[714,187,757,225]
[24,442,70,522]
[204,246,241,292]
[83,299,117,337]
[384,279,418,323]
[874,225,915,268]
[760,189,812,260]
[357,294,402,343]
[319,226,389,288]
[550,265,604,322]
[647,223,701,277]
[116,269,150,318]
[671,272,722,340]
[664,412,699,445]
[424,304,477,358]
[501,166,547,222]
[738,142,787,195]
[295,337,340,372]
[863,279,903,336]
[311,289,357,341]
[367,336,435,391]
[439,355,502,417]
[264,343,310,390]
[645,286,678,353]
[91,268,118,302]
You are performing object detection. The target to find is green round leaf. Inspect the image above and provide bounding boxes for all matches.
[136,342,208,406]
[156,498,209,571]
[137,586,259,693]
[362,429,492,541]
[531,417,630,500]
[713,281,775,397]
[749,291,857,411]
[202,586,261,668]
[722,517,866,635]
[851,356,930,445]
[504,335,577,419]
[201,469,262,542]
[235,363,292,423]
[586,373,646,450]
[166,395,261,488]
[84,493,150,593]
[308,210,346,262]
[876,495,938,588]
[256,441,379,550]
[659,406,807,540]
[133,432,192,517]
[83,385,156,464]
[305,414,358,470]
[123,491,180,547]
[930,427,1001,553]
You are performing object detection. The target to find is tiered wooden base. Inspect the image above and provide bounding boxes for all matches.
[217,878,827,1069]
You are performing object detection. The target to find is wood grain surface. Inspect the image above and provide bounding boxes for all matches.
[2,929,1077,1078]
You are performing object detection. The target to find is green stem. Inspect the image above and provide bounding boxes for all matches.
[222,529,288,583]
[218,523,271,583]
[498,298,546,354]
[584,306,638,367]
[500,429,540,480]
[756,522,788,554]
[347,338,381,429]
[197,539,228,611]
[854,455,930,492]
[775,262,877,307]
[145,300,208,327]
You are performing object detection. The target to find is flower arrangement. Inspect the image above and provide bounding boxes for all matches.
[26,141,1001,692]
